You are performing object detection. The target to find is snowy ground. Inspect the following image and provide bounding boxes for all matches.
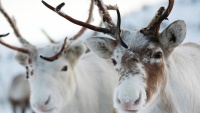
[0,0,200,113]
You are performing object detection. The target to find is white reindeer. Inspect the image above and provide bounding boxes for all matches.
[43,0,200,113]
[0,1,118,113]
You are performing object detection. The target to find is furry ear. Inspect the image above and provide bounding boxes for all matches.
[159,20,186,52]
[85,37,117,59]
[15,52,28,66]
[64,40,87,65]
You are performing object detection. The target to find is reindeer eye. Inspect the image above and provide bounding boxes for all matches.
[111,59,117,66]
[61,66,68,71]
[154,52,162,59]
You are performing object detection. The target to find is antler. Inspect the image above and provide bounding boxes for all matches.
[0,1,32,54]
[140,0,174,36]
[42,0,94,42]
[41,29,56,43]
[70,0,94,40]
[0,33,9,37]
[0,38,30,54]
[0,33,29,54]
[42,0,111,34]
[40,37,68,62]
[0,1,31,46]
[42,0,128,48]
[39,0,95,62]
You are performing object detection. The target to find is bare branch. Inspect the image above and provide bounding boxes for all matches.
[42,0,111,34]
[40,37,68,62]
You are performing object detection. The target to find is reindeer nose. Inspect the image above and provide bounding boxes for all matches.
[116,92,141,109]
[32,95,51,109]
[45,95,51,105]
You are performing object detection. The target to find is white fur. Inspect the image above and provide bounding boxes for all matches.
[138,43,200,113]
[16,41,118,113]
[85,20,200,113]
[114,75,147,110]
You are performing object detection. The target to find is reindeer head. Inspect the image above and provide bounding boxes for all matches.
[0,0,93,112]
[42,0,186,112]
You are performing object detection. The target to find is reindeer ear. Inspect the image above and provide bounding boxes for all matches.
[159,20,186,52]
[15,52,28,66]
[85,37,117,59]
[64,40,87,64]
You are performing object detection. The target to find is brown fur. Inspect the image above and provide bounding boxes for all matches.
[144,61,165,102]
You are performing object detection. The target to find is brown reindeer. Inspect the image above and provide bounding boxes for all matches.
[8,73,33,113]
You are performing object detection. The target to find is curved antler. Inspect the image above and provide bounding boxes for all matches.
[0,1,31,46]
[0,38,30,54]
[42,0,111,34]
[40,0,95,62]
[0,1,32,54]
[115,9,128,48]
[42,0,94,42]
[41,29,56,43]
[140,0,174,36]
[0,33,30,54]
[42,0,128,48]
[71,0,94,40]
[40,37,68,62]
[0,33,9,37]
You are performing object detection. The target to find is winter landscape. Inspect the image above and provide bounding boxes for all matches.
[0,0,200,113]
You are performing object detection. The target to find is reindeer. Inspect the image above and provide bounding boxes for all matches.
[8,73,33,113]
[0,34,32,113]
[42,0,200,113]
[0,0,118,113]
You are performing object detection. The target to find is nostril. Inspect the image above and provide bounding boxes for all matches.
[134,93,141,105]
[45,95,51,105]
[116,92,121,104]
[117,97,121,104]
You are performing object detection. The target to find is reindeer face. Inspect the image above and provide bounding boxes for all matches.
[16,41,86,113]
[111,31,166,113]
[86,20,186,113]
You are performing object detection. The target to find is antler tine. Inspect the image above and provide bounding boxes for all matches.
[94,0,117,36]
[42,0,127,48]
[71,0,94,40]
[40,37,68,62]
[42,0,111,34]
[41,29,55,43]
[116,9,128,48]
[93,0,128,48]
[0,34,30,54]
[0,1,30,45]
[106,5,118,10]
[140,0,174,36]
[0,33,9,37]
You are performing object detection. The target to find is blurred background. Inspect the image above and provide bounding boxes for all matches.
[0,0,200,112]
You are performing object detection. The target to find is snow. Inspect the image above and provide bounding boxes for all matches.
[0,0,200,112]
